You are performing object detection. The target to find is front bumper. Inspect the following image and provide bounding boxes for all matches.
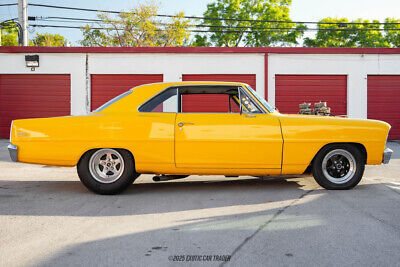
[382,147,393,164]
[8,144,18,162]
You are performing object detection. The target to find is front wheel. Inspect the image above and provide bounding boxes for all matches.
[312,144,365,190]
[77,148,140,195]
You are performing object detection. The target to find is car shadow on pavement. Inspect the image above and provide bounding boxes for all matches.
[0,177,399,217]
[1,175,400,266]
[27,180,400,267]
[0,177,308,216]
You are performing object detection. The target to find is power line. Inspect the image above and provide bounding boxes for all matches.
[0,19,23,45]
[0,3,17,7]
[29,24,298,32]
[30,24,296,32]
[28,3,120,14]
[33,16,400,32]
[38,16,301,30]
[29,24,400,32]
[45,16,102,23]
[28,3,400,26]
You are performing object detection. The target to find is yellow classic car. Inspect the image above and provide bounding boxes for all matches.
[8,82,392,194]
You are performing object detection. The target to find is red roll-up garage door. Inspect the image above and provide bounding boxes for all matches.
[181,74,256,112]
[275,75,347,115]
[91,74,163,111]
[0,74,70,139]
[368,75,400,140]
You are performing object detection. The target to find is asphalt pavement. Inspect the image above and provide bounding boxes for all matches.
[0,139,399,267]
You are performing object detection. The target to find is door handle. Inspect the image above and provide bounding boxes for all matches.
[245,114,256,118]
[178,122,194,127]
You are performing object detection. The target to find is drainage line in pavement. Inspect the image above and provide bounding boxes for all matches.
[221,189,315,266]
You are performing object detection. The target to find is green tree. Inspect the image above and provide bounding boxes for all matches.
[384,18,400,47]
[1,21,19,46]
[192,0,305,47]
[80,3,190,47]
[304,18,390,47]
[30,33,68,47]
[80,27,111,47]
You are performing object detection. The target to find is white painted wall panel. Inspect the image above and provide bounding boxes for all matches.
[268,54,400,118]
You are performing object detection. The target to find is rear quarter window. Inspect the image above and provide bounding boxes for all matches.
[94,90,132,112]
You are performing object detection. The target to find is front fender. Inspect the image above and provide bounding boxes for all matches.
[278,114,390,174]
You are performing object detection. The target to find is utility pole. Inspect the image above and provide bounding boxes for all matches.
[18,0,28,46]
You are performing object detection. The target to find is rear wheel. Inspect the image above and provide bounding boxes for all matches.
[77,148,140,195]
[312,144,365,190]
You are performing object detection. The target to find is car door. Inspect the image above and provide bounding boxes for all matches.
[174,86,283,169]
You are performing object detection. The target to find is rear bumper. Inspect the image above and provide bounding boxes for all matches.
[382,147,393,164]
[8,144,18,162]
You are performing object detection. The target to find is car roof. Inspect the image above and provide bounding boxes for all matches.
[98,81,250,113]
[142,81,248,87]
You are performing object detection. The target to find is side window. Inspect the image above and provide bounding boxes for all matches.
[139,88,178,112]
[180,86,240,113]
[239,89,262,114]
[181,94,240,113]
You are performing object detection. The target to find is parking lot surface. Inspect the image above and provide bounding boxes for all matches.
[0,139,399,266]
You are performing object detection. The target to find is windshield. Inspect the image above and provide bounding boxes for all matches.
[245,85,276,113]
[94,90,132,112]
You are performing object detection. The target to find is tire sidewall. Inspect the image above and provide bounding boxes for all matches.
[77,149,138,195]
[312,144,365,190]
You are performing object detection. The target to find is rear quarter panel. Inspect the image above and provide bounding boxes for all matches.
[11,113,176,168]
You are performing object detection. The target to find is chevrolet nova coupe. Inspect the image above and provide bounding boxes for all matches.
[8,82,392,194]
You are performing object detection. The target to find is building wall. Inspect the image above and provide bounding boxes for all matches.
[88,53,265,113]
[1,51,400,119]
[0,53,265,115]
[268,53,400,118]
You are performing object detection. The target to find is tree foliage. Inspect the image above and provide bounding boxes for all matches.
[304,18,392,47]
[30,33,68,47]
[191,0,305,47]
[1,22,19,46]
[80,3,190,47]
[384,18,400,47]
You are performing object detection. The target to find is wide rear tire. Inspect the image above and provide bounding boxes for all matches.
[77,148,140,195]
[312,144,365,190]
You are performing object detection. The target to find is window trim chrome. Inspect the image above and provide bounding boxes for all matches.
[137,84,267,114]
[243,85,274,113]
[238,86,266,114]
[138,87,179,113]
[137,85,180,114]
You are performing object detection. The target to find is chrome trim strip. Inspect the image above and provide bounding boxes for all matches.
[8,144,18,162]
[382,147,393,164]
[244,85,274,113]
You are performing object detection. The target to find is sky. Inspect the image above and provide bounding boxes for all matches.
[1,0,400,45]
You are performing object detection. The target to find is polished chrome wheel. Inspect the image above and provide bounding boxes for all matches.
[89,149,125,184]
[322,149,356,184]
